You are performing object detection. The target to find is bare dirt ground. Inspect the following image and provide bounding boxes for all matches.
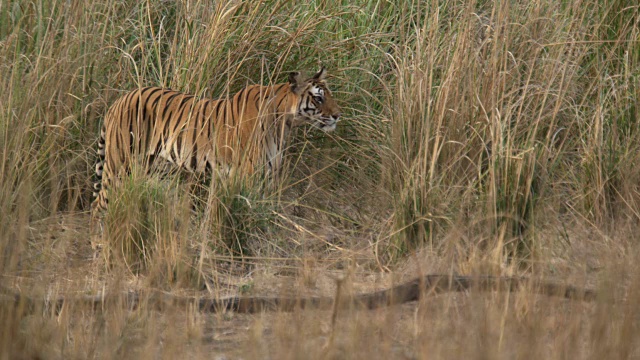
[7,212,636,360]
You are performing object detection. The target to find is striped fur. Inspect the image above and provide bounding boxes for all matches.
[91,68,341,217]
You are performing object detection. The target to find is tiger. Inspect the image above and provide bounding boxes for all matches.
[91,68,341,218]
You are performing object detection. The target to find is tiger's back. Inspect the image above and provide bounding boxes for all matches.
[91,69,341,217]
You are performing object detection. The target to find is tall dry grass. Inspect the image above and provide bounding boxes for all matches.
[0,0,639,358]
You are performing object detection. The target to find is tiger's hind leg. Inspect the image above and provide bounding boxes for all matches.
[90,178,108,257]
[90,163,120,260]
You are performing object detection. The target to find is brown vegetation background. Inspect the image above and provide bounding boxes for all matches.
[1,0,639,358]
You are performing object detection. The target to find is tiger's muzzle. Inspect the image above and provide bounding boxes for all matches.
[318,113,340,132]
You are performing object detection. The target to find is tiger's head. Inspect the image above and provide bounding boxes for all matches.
[289,68,341,132]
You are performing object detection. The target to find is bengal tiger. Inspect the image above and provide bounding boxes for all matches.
[91,68,341,218]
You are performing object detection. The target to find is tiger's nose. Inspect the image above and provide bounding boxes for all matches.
[332,113,341,121]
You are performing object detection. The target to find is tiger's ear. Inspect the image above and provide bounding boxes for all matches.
[289,71,307,95]
[312,67,326,81]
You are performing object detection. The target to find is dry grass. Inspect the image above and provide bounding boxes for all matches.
[1,0,639,358]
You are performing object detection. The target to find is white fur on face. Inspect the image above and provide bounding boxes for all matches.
[310,86,324,97]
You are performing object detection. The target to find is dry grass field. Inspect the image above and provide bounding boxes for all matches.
[1,0,639,358]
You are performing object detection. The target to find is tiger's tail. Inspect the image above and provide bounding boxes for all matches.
[92,126,106,207]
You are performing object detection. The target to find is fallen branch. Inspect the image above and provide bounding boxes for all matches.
[1,275,597,314]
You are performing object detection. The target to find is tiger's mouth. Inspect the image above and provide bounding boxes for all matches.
[309,116,337,132]
[299,113,338,132]
[318,117,337,132]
